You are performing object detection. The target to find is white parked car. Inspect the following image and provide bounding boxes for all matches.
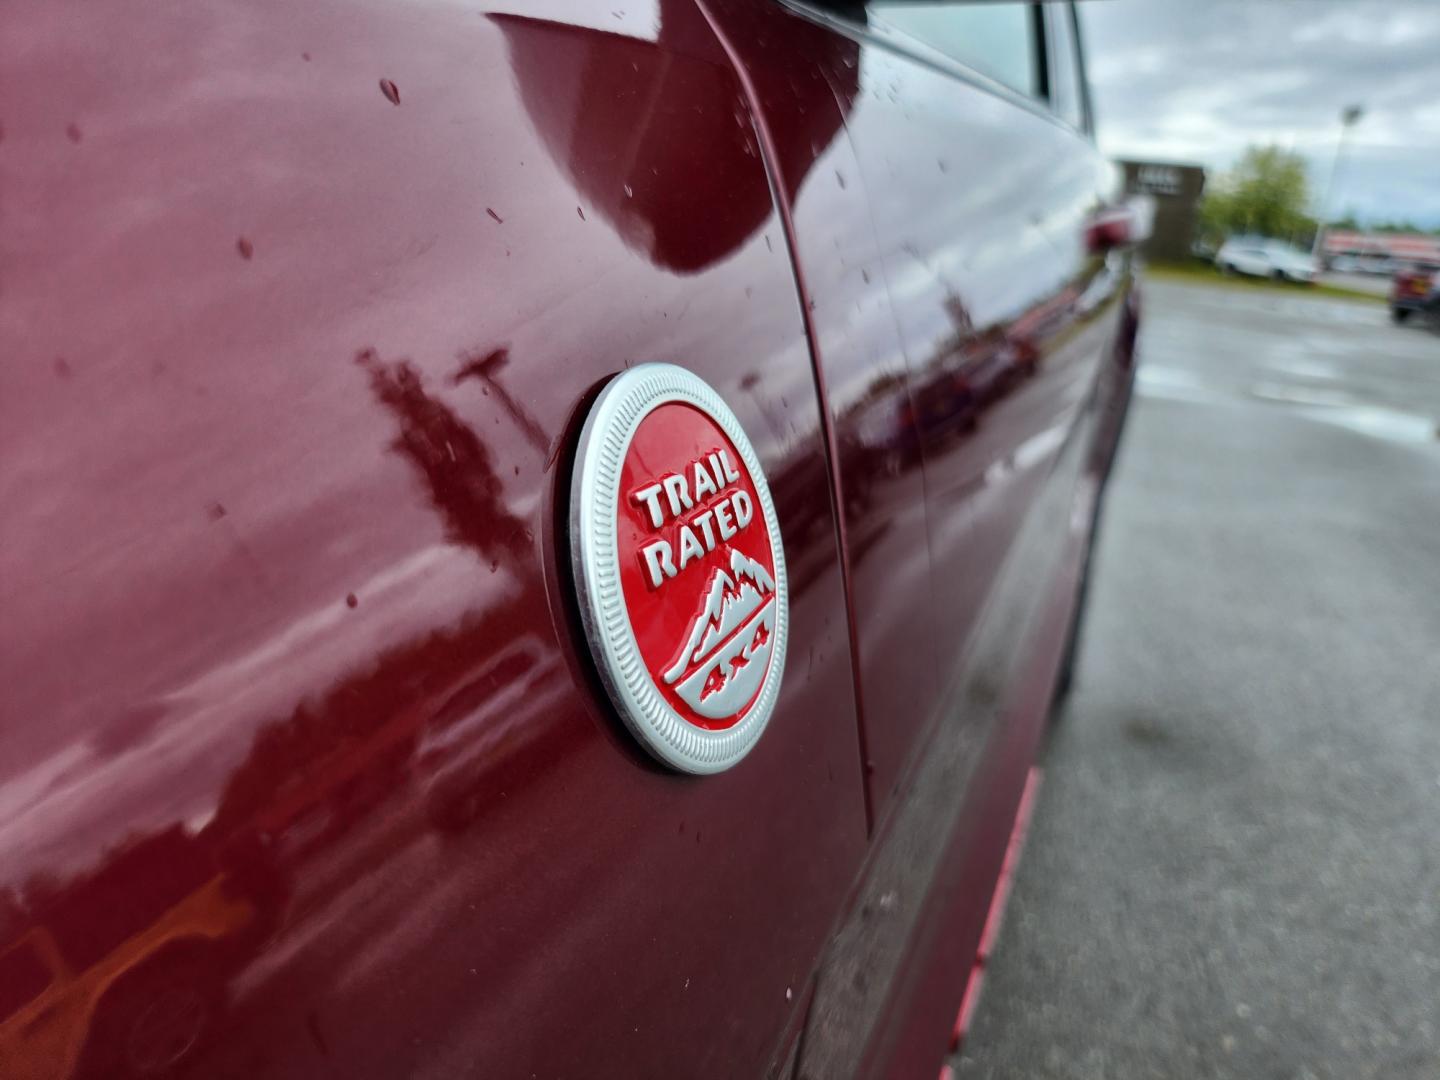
[1356,253,1397,276]
[1215,237,1319,283]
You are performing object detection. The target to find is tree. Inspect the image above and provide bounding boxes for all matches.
[1197,144,1315,243]
[1367,218,1440,236]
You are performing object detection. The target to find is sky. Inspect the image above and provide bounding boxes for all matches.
[1080,1,1440,228]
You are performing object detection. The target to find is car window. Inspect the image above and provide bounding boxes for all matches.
[869,2,1040,98]
[1044,3,1087,130]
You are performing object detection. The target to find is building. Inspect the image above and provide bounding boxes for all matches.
[1119,160,1206,263]
[1323,230,1440,266]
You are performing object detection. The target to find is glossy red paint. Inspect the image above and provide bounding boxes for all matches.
[698,5,1137,1076]
[0,1,1138,1078]
[1,1,865,1076]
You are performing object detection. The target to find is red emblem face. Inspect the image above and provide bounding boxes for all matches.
[571,365,788,773]
[618,402,778,730]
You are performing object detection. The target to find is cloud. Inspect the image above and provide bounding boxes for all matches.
[1081,0,1440,226]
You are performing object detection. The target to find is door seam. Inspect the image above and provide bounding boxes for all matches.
[691,0,874,834]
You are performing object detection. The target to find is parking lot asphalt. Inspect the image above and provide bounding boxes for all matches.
[1319,271,1392,298]
[954,279,1440,1079]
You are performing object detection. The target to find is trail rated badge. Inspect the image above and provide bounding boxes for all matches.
[570,364,788,773]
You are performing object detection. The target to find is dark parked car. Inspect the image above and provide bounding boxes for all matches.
[1390,262,1439,327]
[0,1,1140,1077]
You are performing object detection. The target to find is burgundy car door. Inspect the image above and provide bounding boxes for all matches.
[0,2,873,1077]
[838,1,1127,806]
[700,1,1134,1073]
[707,0,1128,816]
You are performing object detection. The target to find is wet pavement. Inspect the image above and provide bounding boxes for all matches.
[1319,272,1392,298]
[954,280,1440,1079]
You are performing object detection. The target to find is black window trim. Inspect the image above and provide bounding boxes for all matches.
[1066,1,1096,136]
[1032,2,1051,105]
[1039,1,1093,137]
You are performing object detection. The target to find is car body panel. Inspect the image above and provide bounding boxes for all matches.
[686,4,1136,1075]
[1,1,872,1076]
[703,0,1127,823]
[0,1,1138,1077]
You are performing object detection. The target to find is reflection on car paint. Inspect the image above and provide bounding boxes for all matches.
[0,0,874,1075]
[0,0,1139,1075]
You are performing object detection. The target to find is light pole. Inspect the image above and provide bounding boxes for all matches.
[1312,104,1364,261]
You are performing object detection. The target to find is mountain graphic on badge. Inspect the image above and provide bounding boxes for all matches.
[571,363,788,772]
[663,548,778,720]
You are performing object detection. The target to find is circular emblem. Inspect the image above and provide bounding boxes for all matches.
[570,363,788,774]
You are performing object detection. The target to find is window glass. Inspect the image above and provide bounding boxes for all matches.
[869,2,1038,97]
[1046,3,1087,129]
